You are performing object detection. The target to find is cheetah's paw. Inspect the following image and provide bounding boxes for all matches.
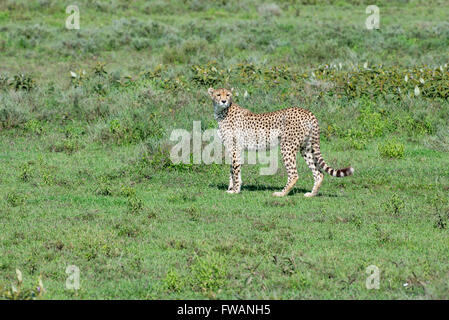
[304,192,316,198]
[273,192,285,197]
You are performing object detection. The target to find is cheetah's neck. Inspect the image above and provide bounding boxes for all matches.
[214,103,231,120]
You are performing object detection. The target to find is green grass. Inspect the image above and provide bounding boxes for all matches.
[1,0,449,299]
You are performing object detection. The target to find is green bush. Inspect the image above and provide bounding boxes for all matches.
[23,119,44,135]
[19,162,33,182]
[0,74,9,90]
[107,113,163,145]
[163,269,184,292]
[127,195,144,214]
[358,105,389,138]
[5,191,26,207]
[378,140,405,159]
[12,74,35,91]
[191,252,227,292]
[0,269,44,300]
[383,194,405,216]
[49,138,81,155]
[95,175,114,196]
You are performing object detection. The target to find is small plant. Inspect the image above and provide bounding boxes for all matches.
[163,269,184,292]
[434,214,448,230]
[401,115,434,136]
[185,205,200,221]
[12,74,35,91]
[290,270,310,290]
[116,224,140,238]
[64,124,86,140]
[19,162,33,182]
[191,252,227,292]
[49,138,81,155]
[378,140,405,159]
[121,185,136,197]
[191,62,229,86]
[139,147,188,172]
[70,69,88,87]
[358,105,389,138]
[5,191,26,207]
[93,62,107,77]
[96,175,114,196]
[349,213,363,228]
[348,136,367,150]
[373,224,392,245]
[93,83,107,96]
[431,194,449,230]
[0,74,9,89]
[40,167,56,185]
[0,269,44,300]
[23,119,44,135]
[107,114,162,145]
[127,195,144,214]
[383,193,405,216]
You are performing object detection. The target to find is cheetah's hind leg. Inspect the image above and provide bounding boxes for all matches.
[301,145,323,197]
[273,147,298,197]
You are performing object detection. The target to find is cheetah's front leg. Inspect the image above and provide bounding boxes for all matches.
[227,150,242,194]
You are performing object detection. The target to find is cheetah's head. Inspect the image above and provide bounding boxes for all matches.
[208,87,233,109]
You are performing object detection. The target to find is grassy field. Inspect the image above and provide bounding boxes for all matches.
[1,0,449,299]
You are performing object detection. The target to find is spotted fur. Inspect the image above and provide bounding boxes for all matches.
[208,87,354,197]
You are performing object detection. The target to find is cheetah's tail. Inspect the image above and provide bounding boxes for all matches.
[312,143,354,178]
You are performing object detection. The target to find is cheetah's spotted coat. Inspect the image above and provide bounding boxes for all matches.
[208,88,354,197]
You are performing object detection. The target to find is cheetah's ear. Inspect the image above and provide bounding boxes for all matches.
[208,87,214,97]
[230,87,234,93]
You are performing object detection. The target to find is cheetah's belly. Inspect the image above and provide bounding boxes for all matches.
[218,126,282,151]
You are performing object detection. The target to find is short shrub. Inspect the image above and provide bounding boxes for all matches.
[430,194,449,230]
[12,74,35,91]
[19,163,33,182]
[0,107,27,130]
[347,136,367,150]
[23,119,44,135]
[127,195,144,214]
[49,138,81,155]
[378,140,405,159]
[191,252,227,292]
[93,62,108,77]
[0,74,9,89]
[5,191,26,207]
[358,105,389,138]
[383,194,405,216]
[191,62,230,86]
[120,185,136,198]
[95,175,114,196]
[132,38,152,51]
[107,113,163,145]
[401,115,434,136]
[290,271,310,290]
[0,269,44,300]
[163,269,184,293]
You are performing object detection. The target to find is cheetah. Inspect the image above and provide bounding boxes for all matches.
[208,87,354,197]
